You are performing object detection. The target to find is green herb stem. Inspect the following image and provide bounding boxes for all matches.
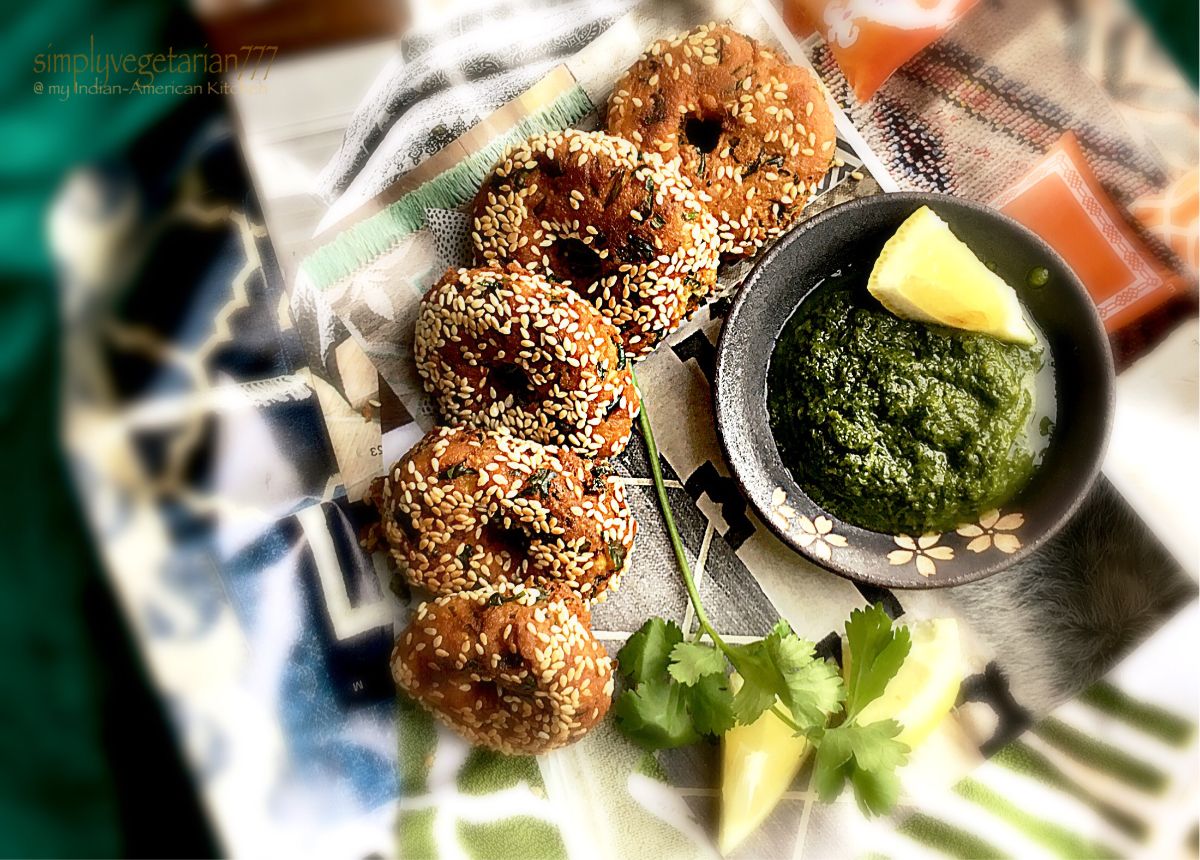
[771,705,806,734]
[633,372,807,738]
[633,375,723,647]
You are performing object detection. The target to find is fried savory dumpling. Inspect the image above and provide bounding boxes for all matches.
[607,23,837,257]
[367,425,636,601]
[470,129,721,356]
[415,264,639,460]
[392,583,615,755]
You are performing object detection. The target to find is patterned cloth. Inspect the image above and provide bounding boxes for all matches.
[315,0,635,213]
[1130,168,1200,275]
[993,132,1185,333]
[56,127,402,856]
[804,0,1196,207]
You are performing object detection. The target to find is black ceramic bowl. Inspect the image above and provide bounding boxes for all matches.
[714,192,1114,588]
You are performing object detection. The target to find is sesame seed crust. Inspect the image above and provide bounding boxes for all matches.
[415,264,640,460]
[606,23,837,258]
[368,426,636,601]
[470,128,721,357]
[392,582,614,755]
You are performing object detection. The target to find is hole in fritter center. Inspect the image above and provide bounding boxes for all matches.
[684,115,722,153]
[556,237,602,283]
[489,363,532,403]
[491,524,533,559]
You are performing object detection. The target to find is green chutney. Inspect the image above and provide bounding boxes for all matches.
[767,270,1044,535]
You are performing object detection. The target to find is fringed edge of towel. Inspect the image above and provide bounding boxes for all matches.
[299,84,596,292]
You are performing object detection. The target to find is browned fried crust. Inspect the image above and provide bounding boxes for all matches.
[470,129,721,356]
[607,23,837,258]
[368,426,636,601]
[392,583,614,755]
[415,264,640,460]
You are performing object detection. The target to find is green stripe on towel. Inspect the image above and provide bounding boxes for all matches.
[398,698,438,795]
[992,741,1149,841]
[457,817,567,860]
[1034,717,1170,794]
[458,747,545,796]
[897,812,1010,859]
[636,751,669,781]
[955,777,1121,858]
[300,85,595,291]
[1080,681,1196,747]
[398,808,437,859]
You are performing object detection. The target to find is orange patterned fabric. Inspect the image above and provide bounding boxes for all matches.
[992,132,1184,333]
[781,1,816,37]
[1129,168,1199,277]
[783,0,980,100]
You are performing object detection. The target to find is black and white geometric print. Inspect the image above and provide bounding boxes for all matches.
[317,0,636,205]
[59,110,403,855]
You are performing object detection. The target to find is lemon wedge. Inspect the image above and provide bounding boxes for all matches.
[868,206,1036,345]
[843,617,963,750]
[719,676,811,855]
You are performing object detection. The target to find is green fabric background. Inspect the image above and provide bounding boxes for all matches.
[1,1,215,856]
[0,0,1192,856]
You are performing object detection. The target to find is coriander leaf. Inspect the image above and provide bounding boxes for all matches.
[521,468,555,498]
[728,640,779,726]
[606,540,627,570]
[439,462,476,480]
[811,726,854,802]
[779,657,844,728]
[618,618,683,686]
[614,340,628,370]
[843,604,911,719]
[844,719,908,773]
[850,763,902,818]
[688,672,736,736]
[811,721,909,816]
[728,623,842,731]
[731,682,778,727]
[668,641,725,685]
[765,623,844,727]
[613,679,700,749]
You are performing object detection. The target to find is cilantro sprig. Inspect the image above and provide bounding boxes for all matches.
[810,606,912,816]
[617,374,913,816]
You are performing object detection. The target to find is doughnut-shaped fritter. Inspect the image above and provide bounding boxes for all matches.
[470,129,721,356]
[369,426,635,600]
[392,583,615,755]
[415,264,639,460]
[607,23,837,257]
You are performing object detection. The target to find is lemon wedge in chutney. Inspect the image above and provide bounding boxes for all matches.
[868,206,1036,346]
[718,676,810,855]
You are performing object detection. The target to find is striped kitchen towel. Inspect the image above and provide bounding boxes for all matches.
[314,0,635,218]
[873,602,1198,860]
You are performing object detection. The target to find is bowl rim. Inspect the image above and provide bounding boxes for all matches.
[713,190,1115,589]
